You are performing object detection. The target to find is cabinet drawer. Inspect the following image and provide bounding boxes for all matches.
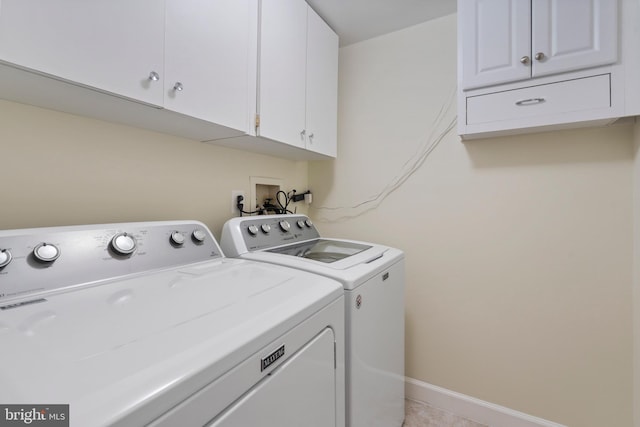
[466,74,611,125]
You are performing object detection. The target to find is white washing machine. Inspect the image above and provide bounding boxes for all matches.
[221,214,405,427]
[0,220,345,427]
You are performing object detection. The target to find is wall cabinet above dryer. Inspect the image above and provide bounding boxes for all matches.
[0,0,166,106]
[163,0,256,134]
[459,0,618,91]
[0,0,339,160]
[0,0,255,142]
[0,0,337,159]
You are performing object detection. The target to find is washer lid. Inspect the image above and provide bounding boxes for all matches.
[237,240,403,291]
[266,239,372,263]
[0,258,342,427]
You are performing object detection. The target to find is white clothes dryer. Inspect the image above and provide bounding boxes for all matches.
[0,220,345,427]
[221,214,405,427]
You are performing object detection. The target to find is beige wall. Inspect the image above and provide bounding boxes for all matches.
[0,100,308,237]
[634,121,640,427]
[310,14,634,427]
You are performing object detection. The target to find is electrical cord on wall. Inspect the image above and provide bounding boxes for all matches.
[237,190,303,216]
[274,191,291,214]
[236,195,261,216]
[314,90,457,222]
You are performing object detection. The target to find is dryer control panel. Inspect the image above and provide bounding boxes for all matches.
[0,221,222,303]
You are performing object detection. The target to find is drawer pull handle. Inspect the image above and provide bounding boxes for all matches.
[515,97,546,106]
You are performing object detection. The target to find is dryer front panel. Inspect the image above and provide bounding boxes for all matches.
[208,328,337,427]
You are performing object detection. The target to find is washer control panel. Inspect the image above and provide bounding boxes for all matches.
[0,220,222,303]
[239,215,320,251]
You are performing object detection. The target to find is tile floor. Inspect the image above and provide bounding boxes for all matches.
[403,398,488,427]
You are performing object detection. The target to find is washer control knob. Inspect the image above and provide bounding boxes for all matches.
[111,233,137,255]
[192,229,207,243]
[170,231,186,246]
[279,220,291,232]
[261,224,271,234]
[304,219,313,228]
[247,225,259,236]
[33,243,61,262]
[296,220,305,229]
[0,249,12,268]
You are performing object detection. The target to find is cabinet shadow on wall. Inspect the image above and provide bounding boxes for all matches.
[308,158,336,208]
[461,123,634,170]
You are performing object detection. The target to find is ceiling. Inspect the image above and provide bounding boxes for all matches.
[305,0,457,46]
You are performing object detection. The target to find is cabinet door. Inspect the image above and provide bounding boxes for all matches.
[459,0,531,90]
[164,0,256,132]
[305,8,339,157]
[532,0,617,77]
[258,0,308,148]
[0,0,164,106]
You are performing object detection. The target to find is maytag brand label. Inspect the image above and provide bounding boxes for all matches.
[0,405,69,426]
[0,299,47,311]
[261,344,285,371]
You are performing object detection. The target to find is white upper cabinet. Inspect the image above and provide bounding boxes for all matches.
[460,0,531,90]
[457,0,627,140]
[460,0,618,90]
[305,7,339,158]
[258,0,309,150]
[258,0,339,157]
[0,0,165,106]
[531,0,617,78]
[164,0,255,132]
[0,0,336,159]
[0,0,255,134]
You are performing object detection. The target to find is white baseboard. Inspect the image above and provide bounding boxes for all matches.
[405,377,567,427]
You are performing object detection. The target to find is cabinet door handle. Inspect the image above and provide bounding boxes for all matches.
[515,98,546,106]
[534,52,546,61]
[173,82,184,92]
[520,55,530,65]
[300,129,306,138]
[148,71,160,81]
[308,132,314,142]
